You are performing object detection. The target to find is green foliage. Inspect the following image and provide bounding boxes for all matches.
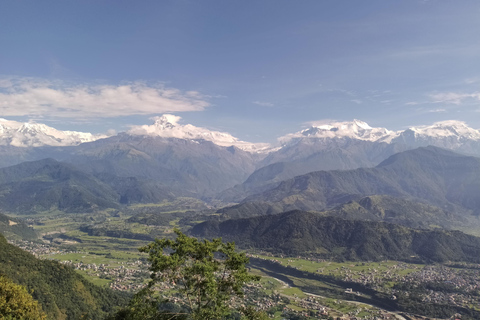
[0,275,46,320]
[239,306,269,320]
[0,233,129,319]
[114,230,260,320]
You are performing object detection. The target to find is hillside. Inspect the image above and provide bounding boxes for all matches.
[191,210,480,263]
[0,158,120,213]
[66,134,259,196]
[245,146,480,215]
[0,158,184,214]
[325,195,466,229]
[0,212,38,240]
[0,233,129,319]
[218,119,480,202]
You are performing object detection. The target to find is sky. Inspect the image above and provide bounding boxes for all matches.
[1,0,480,143]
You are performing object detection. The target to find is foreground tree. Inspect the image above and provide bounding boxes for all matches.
[0,275,46,320]
[112,230,265,320]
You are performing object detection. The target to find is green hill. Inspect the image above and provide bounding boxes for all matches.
[191,210,480,263]
[0,233,129,319]
[325,195,467,229]
[0,158,181,214]
[246,146,480,215]
[0,158,120,213]
[0,212,38,240]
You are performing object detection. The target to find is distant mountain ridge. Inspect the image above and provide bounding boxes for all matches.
[0,158,120,213]
[0,118,106,147]
[66,133,259,196]
[0,158,185,213]
[245,146,480,215]
[127,114,271,153]
[278,119,480,150]
[220,120,480,201]
[2,116,480,155]
[1,116,480,200]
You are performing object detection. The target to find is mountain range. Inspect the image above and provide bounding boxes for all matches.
[0,118,105,147]
[1,115,480,207]
[2,116,480,155]
[245,146,480,215]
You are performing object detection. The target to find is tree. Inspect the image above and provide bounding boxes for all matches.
[0,275,46,320]
[113,230,263,320]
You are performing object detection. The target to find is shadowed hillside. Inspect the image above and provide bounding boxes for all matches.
[191,210,480,262]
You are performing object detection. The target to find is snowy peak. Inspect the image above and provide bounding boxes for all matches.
[279,119,397,145]
[127,114,271,153]
[0,118,106,147]
[152,114,179,130]
[405,120,480,140]
[392,120,480,153]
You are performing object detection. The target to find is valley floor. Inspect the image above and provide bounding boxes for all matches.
[7,206,480,320]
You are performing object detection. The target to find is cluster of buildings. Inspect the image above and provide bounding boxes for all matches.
[9,239,80,257]
[61,259,149,292]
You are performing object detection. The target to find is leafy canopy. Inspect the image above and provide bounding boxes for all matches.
[119,229,261,320]
[0,275,46,320]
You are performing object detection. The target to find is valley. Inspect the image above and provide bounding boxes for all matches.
[2,118,480,319]
[5,198,480,320]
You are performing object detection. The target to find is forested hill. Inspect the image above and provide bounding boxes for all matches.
[191,210,480,263]
[0,158,120,213]
[245,146,480,214]
[0,233,129,319]
[0,212,38,240]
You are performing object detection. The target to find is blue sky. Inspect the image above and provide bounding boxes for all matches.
[1,0,480,143]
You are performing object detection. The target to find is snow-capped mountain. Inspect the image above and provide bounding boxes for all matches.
[277,119,480,154]
[392,120,480,154]
[225,119,480,202]
[0,118,106,147]
[278,119,397,146]
[127,114,271,153]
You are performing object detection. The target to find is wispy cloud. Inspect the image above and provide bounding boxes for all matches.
[0,77,210,119]
[428,91,480,105]
[428,108,447,113]
[350,99,362,104]
[325,88,355,96]
[253,101,274,107]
